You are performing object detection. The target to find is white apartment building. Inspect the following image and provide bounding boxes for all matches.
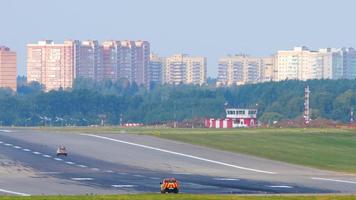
[276,47,354,81]
[163,54,206,85]
[217,55,275,86]
[148,53,163,86]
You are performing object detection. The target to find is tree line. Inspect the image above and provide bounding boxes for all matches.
[0,78,355,126]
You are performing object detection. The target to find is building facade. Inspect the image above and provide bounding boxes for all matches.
[217,55,275,86]
[148,53,163,86]
[276,47,356,81]
[27,40,77,91]
[163,54,206,85]
[342,48,356,79]
[27,40,150,91]
[0,46,17,91]
[76,40,102,80]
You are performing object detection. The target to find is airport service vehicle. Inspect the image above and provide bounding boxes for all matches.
[160,178,179,193]
[56,146,68,156]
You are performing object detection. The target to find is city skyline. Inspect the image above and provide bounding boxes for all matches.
[2,0,356,77]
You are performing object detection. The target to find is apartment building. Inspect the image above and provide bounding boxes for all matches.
[342,48,356,79]
[76,40,102,80]
[217,55,275,86]
[276,47,356,81]
[148,53,163,86]
[163,54,206,85]
[27,40,78,91]
[0,46,17,91]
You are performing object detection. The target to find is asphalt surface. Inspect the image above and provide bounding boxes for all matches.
[0,128,356,196]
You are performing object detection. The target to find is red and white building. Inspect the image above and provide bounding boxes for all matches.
[205,108,257,128]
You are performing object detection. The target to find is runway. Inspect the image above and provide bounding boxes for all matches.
[0,128,356,195]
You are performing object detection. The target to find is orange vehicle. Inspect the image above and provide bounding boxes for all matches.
[160,178,179,193]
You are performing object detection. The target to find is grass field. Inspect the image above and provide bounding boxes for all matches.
[1,195,356,200]
[26,127,356,174]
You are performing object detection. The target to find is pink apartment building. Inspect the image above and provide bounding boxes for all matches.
[0,46,17,91]
[27,40,78,91]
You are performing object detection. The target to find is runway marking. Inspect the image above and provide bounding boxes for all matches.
[42,154,51,158]
[77,165,88,168]
[54,158,63,161]
[117,172,128,175]
[150,177,160,180]
[66,161,75,165]
[33,151,41,155]
[111,184,135,188]
[311,177,356,184]
[0,188,30,196]
[38,172,60,174]
[0,141,2,144]
[23,149,30,152]
[4,143,13,146]
[91,168,100,171]
[268,185,293,188]
[104,170,114,173]
[13,146,21,149]
[82,134,277,174]
[0,130,13,133]
[172,172,192,175]
[133,174,145,177]
[214,178,239,181]
[71,178,93,181]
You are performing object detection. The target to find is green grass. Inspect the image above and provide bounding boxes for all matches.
[20,127,356,174]
[0,194,356,200]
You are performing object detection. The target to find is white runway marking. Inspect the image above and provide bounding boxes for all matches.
[91,168,100,171]
[77,165,88,168]
[172,172,192,175]
[82,134,277,174]
[66,161,75,165]
[33,151,41,155]
[0,130,12,133]
[71,178,93,181]
[54,158,62,161]
[0,141,3,144]
[42,154,51,158]
[133,174,144,177]
[268,185,293,188]
[13,146,21,149]
[23,149,30,152]
[214,178,239,181]
[311,177,356,184]
[117,172,128,175]
[111,184,135,188]
[4,143,13,146]
[104,170,114,173]
[0,188,30,196]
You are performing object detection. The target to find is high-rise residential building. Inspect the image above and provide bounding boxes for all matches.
[341,48,356,79]
[276,47,355,81]
[76,40,102,80]
[260,56,277,82]
[217,55,275,86]
[148,53,163,86]
[277,47,323,81]
[101,40,150,85]
[27,40,78,91]
[318,48,343,80]
[163,54,207,85]
[0,46,17,91]
[133,40,150,86]
[102,41,118,81]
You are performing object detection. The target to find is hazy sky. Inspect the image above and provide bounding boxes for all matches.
[2,0,356,77]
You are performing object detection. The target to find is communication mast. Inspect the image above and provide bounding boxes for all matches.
[304,85,311,124]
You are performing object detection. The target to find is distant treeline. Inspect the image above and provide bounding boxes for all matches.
[0,78,356,126]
